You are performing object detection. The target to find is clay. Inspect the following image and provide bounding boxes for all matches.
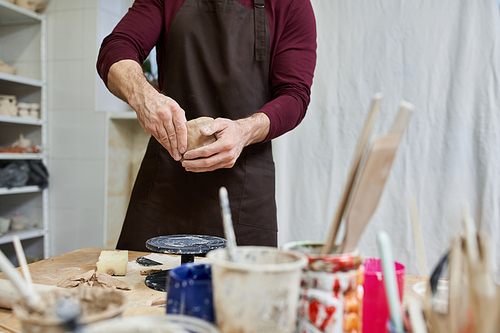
[57,269,131,290]
[185,117,216,153]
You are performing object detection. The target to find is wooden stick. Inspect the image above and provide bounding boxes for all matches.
[0,322,20,333]
[408,297,428,333]
[321,93,383,255]
[409,195,428,276]
[12,236,34,292]
[0,250,42,309]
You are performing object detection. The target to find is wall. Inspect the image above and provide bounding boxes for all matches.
[45,0,133,256]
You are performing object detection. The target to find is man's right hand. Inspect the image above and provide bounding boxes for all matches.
[107,59,187,161]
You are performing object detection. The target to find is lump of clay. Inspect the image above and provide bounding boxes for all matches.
[185,116,216,152]
[96,250,128,276]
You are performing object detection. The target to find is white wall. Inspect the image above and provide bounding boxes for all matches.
[46,0,132,256]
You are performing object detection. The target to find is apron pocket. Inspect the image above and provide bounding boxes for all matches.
[130,137,159,204]
[238,154,277,231]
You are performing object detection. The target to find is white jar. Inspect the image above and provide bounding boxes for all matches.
[28,103,40,119]
[17,102,30,117]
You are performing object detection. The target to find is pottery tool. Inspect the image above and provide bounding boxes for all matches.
[13,235,34,291]
[321,93,383,255]
[377,231,404,332]
[136,256,162,266]
[339,101,413,253]
[219,186,237,262]
[0,249,42,309]
[407,297,428,333]
[409,195,428,276]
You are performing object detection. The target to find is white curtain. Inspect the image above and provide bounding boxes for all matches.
[274,0,500,276]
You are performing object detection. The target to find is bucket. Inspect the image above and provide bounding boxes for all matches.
[282,241,364,333]
[206,246,307,333]
[363,258,405,333]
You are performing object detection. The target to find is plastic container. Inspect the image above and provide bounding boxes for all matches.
[282,241,364,333]
[206,246,307,333]
[166,263,215,322]
[87,314,220,333]
[363,258,405,333]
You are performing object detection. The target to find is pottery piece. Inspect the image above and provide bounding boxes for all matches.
[28,103,40,118]
[12,134,32,149]
[14,0,43,12]
[0,217,11,235]
[0,60,16,75]
[17,102,30,118]
[0,95,17,117]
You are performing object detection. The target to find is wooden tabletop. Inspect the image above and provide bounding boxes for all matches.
[0,247,427,332]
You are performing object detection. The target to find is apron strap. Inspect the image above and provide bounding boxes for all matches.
[254,0,266,61]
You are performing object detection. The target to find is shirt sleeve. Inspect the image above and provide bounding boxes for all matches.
[96,0,165,86]
[260,0,317,141]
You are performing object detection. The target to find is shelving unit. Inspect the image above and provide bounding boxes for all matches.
[0,0,48,263]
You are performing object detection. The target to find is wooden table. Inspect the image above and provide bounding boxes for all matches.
[0,247,427,332]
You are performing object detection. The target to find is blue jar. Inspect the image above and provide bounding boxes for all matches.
[166,263,215,323]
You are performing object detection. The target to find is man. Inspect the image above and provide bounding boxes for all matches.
[97,0,317,251]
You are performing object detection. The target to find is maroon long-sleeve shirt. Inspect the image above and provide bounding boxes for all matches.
[97,0,316,141]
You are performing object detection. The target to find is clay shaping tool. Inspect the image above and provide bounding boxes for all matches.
[409,195,428,276]
[13,235,34,293]
[219,186,237,262]
[408,297,428,333]
[340,101,413,253]
[377,231,404,332]
[0,249,42,309]
[321,93,383,255]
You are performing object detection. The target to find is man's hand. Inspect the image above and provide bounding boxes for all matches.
[182,113,270,172]
[107,60,187,161]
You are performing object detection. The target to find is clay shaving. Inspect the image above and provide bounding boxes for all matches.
[57,269,131,290]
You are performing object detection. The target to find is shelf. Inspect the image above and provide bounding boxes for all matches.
[0,115,42,125]
[0,72,43,87]
[0,185,41,195]
[0,228,45,245]
[0,153,43,160]
[0,0,43,26]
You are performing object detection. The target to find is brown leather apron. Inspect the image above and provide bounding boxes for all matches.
[116,0,277,252]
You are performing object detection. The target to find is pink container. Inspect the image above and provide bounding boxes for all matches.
[363,258,405,333]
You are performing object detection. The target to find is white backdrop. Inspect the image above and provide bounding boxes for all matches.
[274,0,500,276]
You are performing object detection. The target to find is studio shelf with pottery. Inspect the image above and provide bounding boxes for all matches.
[0,0,48,263]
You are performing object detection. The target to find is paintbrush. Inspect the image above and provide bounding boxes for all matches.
[377,231,404,332]
[219,187,237,262]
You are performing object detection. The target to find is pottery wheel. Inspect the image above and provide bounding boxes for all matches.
[144,234,226,292]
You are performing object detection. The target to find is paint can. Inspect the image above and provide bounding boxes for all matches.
[281,241,364,333]
[166,263,215,323]
[206,246,308,333]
